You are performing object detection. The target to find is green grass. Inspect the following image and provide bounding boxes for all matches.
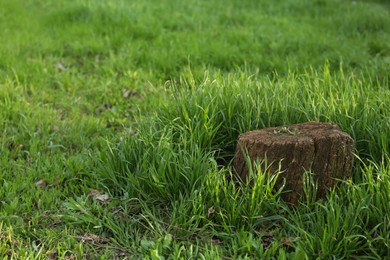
[0,0,389,258]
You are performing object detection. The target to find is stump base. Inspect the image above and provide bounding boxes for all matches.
[233,122,354,205]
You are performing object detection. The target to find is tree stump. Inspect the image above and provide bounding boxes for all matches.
[233,122,354,205]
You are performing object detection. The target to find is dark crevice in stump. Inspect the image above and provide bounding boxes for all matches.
[233,122,355,205]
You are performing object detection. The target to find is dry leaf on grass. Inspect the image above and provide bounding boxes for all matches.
[206,206,215,218]
[122,89,139,99]
[35,179,47,188]
[55,62,66,71]
[46,249,58,260]
[35,176,60,189]
[89,188,110,204]
[76,233,109,244]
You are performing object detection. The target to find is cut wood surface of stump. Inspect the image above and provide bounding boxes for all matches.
[233,122,355,205]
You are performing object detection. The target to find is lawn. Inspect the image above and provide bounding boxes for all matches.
[0,0,389,258]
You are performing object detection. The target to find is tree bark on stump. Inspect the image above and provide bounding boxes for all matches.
[233,122,355,205]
